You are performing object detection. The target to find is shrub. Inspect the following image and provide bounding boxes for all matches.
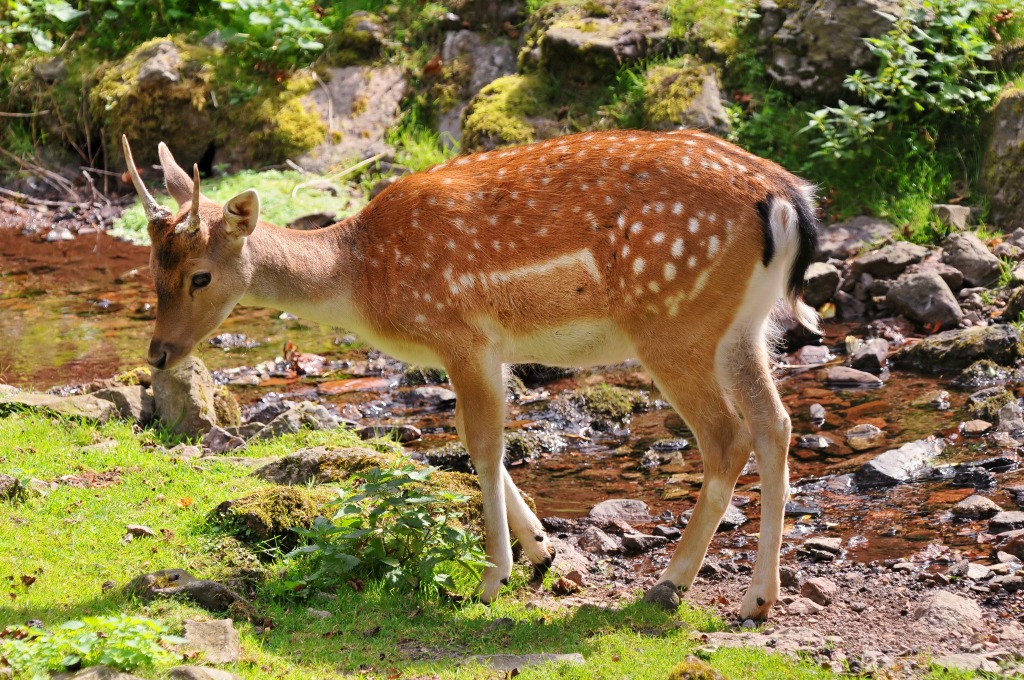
[288,462,490,598]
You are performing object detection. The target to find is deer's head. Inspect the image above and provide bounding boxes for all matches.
[122,136,261,370]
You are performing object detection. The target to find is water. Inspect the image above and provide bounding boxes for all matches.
[2,228,1021,564]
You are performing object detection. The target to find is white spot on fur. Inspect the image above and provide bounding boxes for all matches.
[688,218,699,233]
[652,232,665,244]
[630,222,643,235]
[688,255,697,268]
[708,235,720,258]
[648,281,660,293]
[633,257,646,275]
[671,238,684,258]
[672,202,683,215]
[664,263,677,281]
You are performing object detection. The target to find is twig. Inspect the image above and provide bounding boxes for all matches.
[285,159,311,175]
[0,110,50,118]
[290,152,387,198]
[311,71,333,145]
[79,165,122,177]
[81,170,110,207]
[0,146,81,200]
[0,187,89,208]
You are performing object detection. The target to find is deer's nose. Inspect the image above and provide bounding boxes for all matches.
[148,339,173,369]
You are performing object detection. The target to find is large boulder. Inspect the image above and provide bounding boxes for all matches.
[436,31,517,144]
[93,385,155,424]
[297,66,407,172]
[539,18,669,84]
[851,242,929,279]
[816,216,895,260]
[0,390,116,422]
[884,271,963,329]
[152,356,219,438]
[941,233,1001,287]
[757,0,908,95]
[892,324,1023,372]
[642,59,730,136]
[982,84,1024,229]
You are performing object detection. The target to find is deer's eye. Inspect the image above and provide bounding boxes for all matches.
[191,272,212,289]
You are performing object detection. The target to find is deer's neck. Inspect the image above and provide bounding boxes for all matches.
[240,220,361,326]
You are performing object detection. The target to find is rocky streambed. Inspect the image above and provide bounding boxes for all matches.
[3,200,1024,675]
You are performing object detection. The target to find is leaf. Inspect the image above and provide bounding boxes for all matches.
[44,0,87,22]
[29,28,54,53]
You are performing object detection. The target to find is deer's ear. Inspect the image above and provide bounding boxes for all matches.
[223,189,260,238]
[158,142,194,206]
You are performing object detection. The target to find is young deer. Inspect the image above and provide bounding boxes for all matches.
[123,129,818,620]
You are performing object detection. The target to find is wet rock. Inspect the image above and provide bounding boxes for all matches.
[800,577,838,606]
[785,501,821,516]
[123,569,254,617]
[913,591,983,633]
[997,401,1024,436]
[622,533,668,553]
[152,356,219,438]
[892,324,1023,371]
[184,619,240,664]
[932,204,972,230]
[852,242,929,278]
[961,420,993,436]
[577,526,620,554]
[884,271,963,329]
[652,525,681,540]
[93,385,154,424]
[834,290,866,322]
[298,66,406,173]
[573,384,651,429]
[845,423,885,451]
[0,391,116,423]
[857,438,944,487]
[52,667,143,680]
[468,653,585,673]
[795,434,832,450]
[991,511,1024,532]
[956,360,1015,390]
[402,385,457,407]
[849,338,888,372]
[941,232,1001,287]
[950,493,999,520]
[950,464,996,489]
[680,504,747,530]
[809,403,826,424]
[816,216,895,260]
[792,345,830,365]
[169,668,241,680]
[803,536,842,556]
[589,498,651,522]
[666,656,727,680]
[253,402,340,440]
[967,386,1015,421]
[203,426,245,454]
[254,446,391,485]
[357,424,421,443]
[825,366,882,387]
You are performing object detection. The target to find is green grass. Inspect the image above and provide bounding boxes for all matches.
[0,411,851,679]
[111,170,362,245]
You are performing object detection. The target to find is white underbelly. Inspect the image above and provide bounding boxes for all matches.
[489,318,635,368]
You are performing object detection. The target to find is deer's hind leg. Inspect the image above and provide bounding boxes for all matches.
[636,340,753,604]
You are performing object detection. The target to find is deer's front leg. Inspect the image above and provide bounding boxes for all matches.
[448,356,513,602]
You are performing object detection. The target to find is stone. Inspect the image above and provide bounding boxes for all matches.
[941,232,1002,287]
[539,19,669,84]
[957,361,1014,390]
[932,204,972,229]
[892,324,1024,372]
[885,271,963,330]
[357,424,421,443]
[588,498,651,522]
[982,84,1024,229]
[642,59,731,136]
[845,423,885,451]
[991,511,1024,532]
[758,0,907,95]
[577,526,620,554]
[796,434,832,450]
[0,391,116,422]
[800,577,838,606]
[403,385,457,407]
[913,591,983,633]
[965,563,991,580]
[622,533,669,553]
[852,242,929,278]
[652,524,681,540]
[183,619,240,664]
[931,654,1001,674]
[93,385,154,424]
[952,494,1003,521]
[644,580,680,609]
[123,569,254,617]
[126,524,156,538]
[254,446,390,485]
[802,262,841,308]
[904,259,965,292]
[856,438,945,487]
[997,401,1024,435]
[816,216,894,260]
[52,667,144,680]
[0,474,22,502]
[298,66,406,173]
[680,504,747,530]
[202,426,245,454]
[825,366,883,387]
[849,338,889,373]
[169,668,241,680]
[212,486,334,549]
[253,402,340,440]
[803,536,842,555]
[437,30,518,145]
[468,653,585,673]
[152,356,219,438]
[793,344,831,365]
[787,596,824,616]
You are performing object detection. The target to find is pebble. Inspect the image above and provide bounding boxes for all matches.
[800,577,839,606]
[960,419,993,436]
[952,494,1003,519]
[846,423,886,451]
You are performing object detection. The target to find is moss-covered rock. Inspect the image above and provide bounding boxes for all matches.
[336,11,386,57]
[90,37,216,167]
[892,325,1024,372]
[643,58,729,135]
[422,430,558,473]
[983,83,1024,229]
[402,365,450,386]
[214,385,242,429]
[666,655,727,680]
[462,74,544,150]
[254,446,394,485]
[955,360,1014,390]
[211,485,336,550]
[966,387,1015,421]
[573,383,651,428]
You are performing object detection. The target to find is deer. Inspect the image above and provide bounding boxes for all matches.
[122,128,819,621]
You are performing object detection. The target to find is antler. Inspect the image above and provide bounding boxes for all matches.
[121,135,172,223]
[176,164,204,234]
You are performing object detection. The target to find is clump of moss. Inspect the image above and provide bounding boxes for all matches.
[574,383,651,426]
[214,385,242,428]
[317,449,399,481]
[212,485,336,551]
[114,366,151,387]
[643,58,707,126]
[233,72,326,162]
[966,387,1015,421]
[462,74,544,150]
[666,655,727,680]
[402,365,449,386]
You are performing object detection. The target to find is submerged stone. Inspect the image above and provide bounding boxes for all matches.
[856,438,945,487]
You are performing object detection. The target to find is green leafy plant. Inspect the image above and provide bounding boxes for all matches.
[218,0,331,67]
[0,0,85,52]
[288,462,490,597]
[0,616,184,679]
